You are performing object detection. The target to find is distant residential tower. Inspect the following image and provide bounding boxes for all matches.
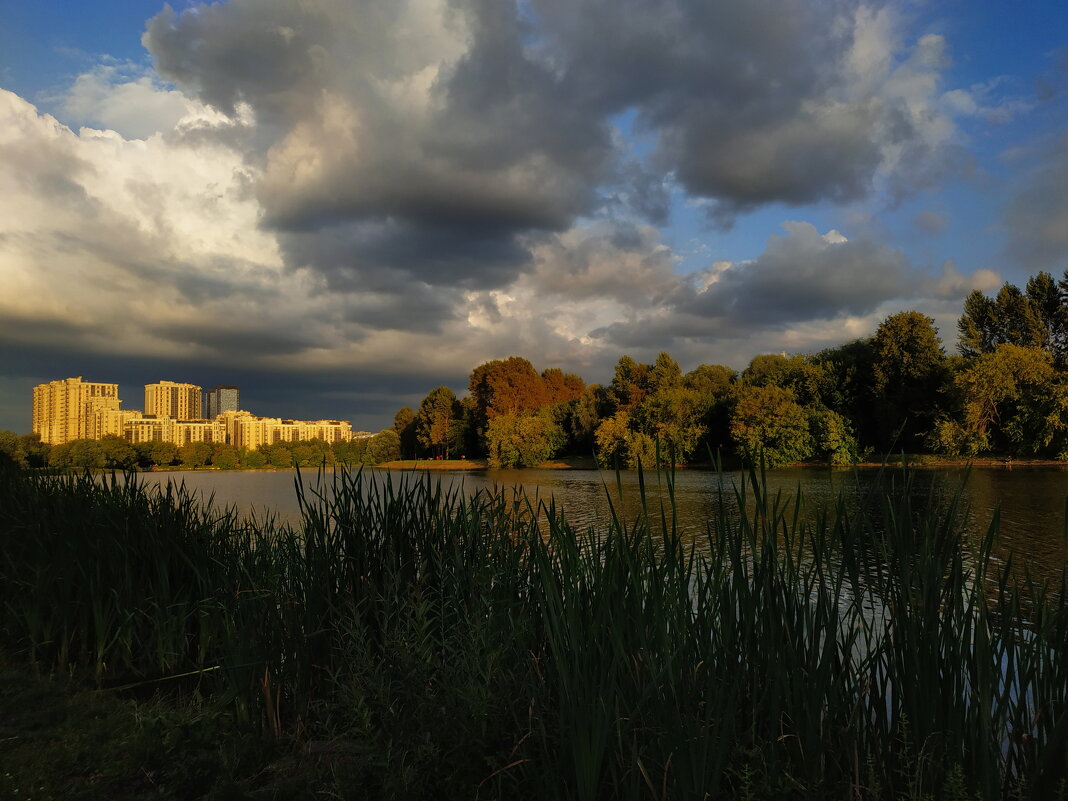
[144,381,202,420]
[205,385,240,419]
[32,377,121,445]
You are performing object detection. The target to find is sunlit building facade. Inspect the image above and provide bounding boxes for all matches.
[174,419,227,445]
[124,416,177,444]
[96,408,143,438]
[33,377,353,451]
[32,377,122,445]
[225,413,353,450]
[145,381,202,420]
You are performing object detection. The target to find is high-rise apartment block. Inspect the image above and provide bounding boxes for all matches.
[205,385,240,419]
[32,377,121,444]
[145,381,202,420]
[32,376,354,451]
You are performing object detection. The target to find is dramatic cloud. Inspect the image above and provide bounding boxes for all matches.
[532,2,973,224]
[0,0,1048,431]
[144,0,610,235]
[141,0,975,257]
[587,222,1000,362]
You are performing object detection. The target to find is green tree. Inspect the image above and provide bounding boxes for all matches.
[994,283,1045,349]
[260,442,292,468]
[742,353,827,406]
[333,437,368,465]
[393,406,418,459]
[958,289,999,359]
[18,433,49,468]
[808,408,859,465]
[210,442,241,469]
[1027,271,1068,363]
[959,280,1054,359]
[485,411,565,468]
[684,364,737,459]
[242,448,267,469]
[870,311,949,450]
[594,411,656,469]
[416,386,461,458]
[65,439,106,469]
[648,351,683,393]
[179,441,212,468]
[365,428,401,463]
[729,385,813,467]
[148,440,179,467]
[812,340,874,414]
[568,384,605,454]
[291,444,317,467]
[0,430,26,467]
[683,364,735,397]
[935,344,1068,458]
[642,386,705,462]
[100,435,137,469]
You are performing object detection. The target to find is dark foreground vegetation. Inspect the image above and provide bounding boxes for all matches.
[2,462,1068,800]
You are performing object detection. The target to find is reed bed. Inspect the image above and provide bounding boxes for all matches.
[1,461,1066,800]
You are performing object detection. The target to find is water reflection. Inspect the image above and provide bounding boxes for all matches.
[131,465,1067,578]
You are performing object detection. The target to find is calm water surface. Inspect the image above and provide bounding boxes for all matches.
[133,465,1068,576]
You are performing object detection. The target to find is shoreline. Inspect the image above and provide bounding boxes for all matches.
[136,455,1068,474]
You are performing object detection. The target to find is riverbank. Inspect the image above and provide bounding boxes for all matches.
[122,452,1068,475]
[0,660,324,799]
[4,464,1068,798]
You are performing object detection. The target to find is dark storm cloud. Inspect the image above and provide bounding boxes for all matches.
[146,320,325,356]
[280,219,531,290]
[681,223,911,325]
[143,0,959,286]
[591,222,915,345]
[531,0,920,223]
[1004,133,1068,272]
[145,0,610,240]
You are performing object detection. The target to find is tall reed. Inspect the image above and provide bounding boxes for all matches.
[1,460,1065,799]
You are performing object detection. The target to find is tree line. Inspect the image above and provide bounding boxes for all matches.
[4,269,1066,471]
[0,431,403,471]
[394,269,1068,467]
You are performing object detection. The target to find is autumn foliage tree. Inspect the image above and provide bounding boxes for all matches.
[468,357,583,465]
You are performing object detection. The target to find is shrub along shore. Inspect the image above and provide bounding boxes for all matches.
[2,463,1068,800]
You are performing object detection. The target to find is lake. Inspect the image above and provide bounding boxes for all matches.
[132,464,1068,579]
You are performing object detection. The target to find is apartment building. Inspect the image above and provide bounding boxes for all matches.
[145,381,202,420]
[174,419,227,445]
[125,416,177,444]
[220,411,353,450]
[32,377,121,445]
[97,407,144,438]
[33,377,354,450]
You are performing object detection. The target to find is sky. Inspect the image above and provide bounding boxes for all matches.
[1,0,1066,433]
